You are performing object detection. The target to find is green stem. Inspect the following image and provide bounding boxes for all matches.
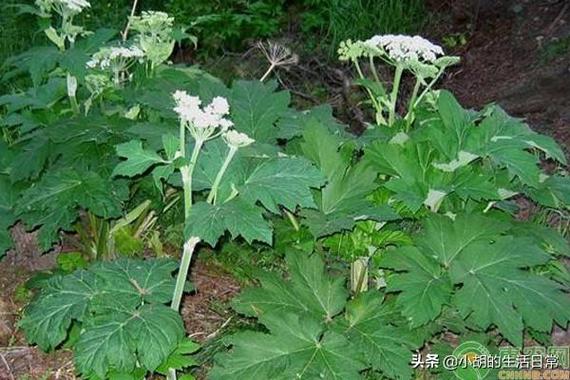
[369,55,381,83]
[350,257,369,295]
[354,59,382,115]
[180,129,204,218]
[412,69,445,109]
[70,96,80,115]
[206,146,237,204]
[284,209,300,232]
[404,78,422,130]
[170,236,200,311]
[388,65,404,126]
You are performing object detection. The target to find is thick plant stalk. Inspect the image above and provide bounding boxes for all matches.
[404,78,422,129]
[351,256,369,294]
[171,236,200,311]
[388,65,404,126]
[181,140,202,217]
[206,146,237,204]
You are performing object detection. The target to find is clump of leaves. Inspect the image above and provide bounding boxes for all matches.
[380,213,570,346]
[210,251,429,380]
[19,259,199,379]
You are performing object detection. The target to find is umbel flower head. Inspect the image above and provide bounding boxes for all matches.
[87,45,144,84]
[256,41,299,69]
[130,11,176,67]
[173,91,233,141]
[364,34,444,63]
[36,0,90,16]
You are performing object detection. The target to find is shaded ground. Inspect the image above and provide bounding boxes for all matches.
[436,0,570,151]
[0,252,239,379]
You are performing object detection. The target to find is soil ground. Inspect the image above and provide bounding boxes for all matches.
[0,0,568,378]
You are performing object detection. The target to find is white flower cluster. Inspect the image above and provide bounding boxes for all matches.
[86,46,145,70]
[365,34,444,63]
[173,91,254,147]
[173,91,240,142]
[36,0,90,15]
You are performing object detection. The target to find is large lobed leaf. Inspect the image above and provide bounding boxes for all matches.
[300,120,398,237]
[381,213,570,346]
[185,199,273,246]
[15,168,128,250]
[20,259,185,378]
[211,313,365,380]
[229,80,291,144]
[233,252,347,322]
[213,251,426,380]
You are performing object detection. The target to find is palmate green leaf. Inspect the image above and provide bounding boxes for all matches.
[20,271,100,351]
[75,303,183,378]
[229,80,290,144]
[216,251,427,379]
[192,136,324,210]
[381,247,452,327]
[156,338,200,375]
[210,313,365,380]
[366,138,501,212]
[526,175,570,208]
[450,237,570,346]
[338,293,423,380]
[238,157,325,213]
[90,259,178,305]
[9,135,51,182]
[463,104,566,187]
[185,199,273,246]
[299,118,345,180]
[300,121,398,237]
[21,259,185,378]
[16,168,128,250]
[113,140,167,178]
[233,252,347,322]
[0,175,18,255]
[381,213,570,347]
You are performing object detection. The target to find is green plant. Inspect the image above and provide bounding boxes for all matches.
[165,0,286,54]
[20,258,200,379]
[211,251,431,379]
[539,36,570,63]
[381,213,570,344]
[339,34,460,127]
[442,32,468,49]
[300,0,427,55]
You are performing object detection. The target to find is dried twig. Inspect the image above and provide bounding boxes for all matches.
[0,353,14,380]
[121,0,139,41]
[206,316,233,340]
[545,2,569,36]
